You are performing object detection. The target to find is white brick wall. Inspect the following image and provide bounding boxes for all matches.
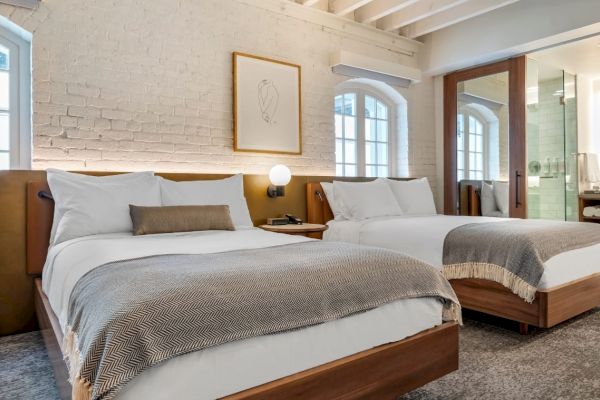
[0,0,437,189]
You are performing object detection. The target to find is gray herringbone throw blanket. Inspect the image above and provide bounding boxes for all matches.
[443,220,600,302]
[64,241,460,400]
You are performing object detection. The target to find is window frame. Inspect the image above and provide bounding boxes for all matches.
[0,23,31,170]
[335,87,396,177]
[457,109,489,181]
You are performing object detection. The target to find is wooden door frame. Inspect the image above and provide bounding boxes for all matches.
[443,56,527,218]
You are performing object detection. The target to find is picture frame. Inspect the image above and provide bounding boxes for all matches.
[233,52,302,155]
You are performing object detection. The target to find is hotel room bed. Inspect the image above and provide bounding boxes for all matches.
[307,181,600,334]
[27,174,460,400]
[42,229,450,400]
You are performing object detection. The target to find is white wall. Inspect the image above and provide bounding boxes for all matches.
[0,0,438,186]
[421,0,600,75]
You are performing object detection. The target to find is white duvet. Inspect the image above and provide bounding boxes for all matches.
[42,228,443,400]
[324,215,600,290]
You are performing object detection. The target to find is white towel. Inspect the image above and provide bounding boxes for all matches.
[583,206,600,217]
[581,153,600,183]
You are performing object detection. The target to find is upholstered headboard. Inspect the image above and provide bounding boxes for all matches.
[306,178,414,225]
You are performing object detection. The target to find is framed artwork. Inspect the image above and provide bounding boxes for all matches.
[233,52,302,155]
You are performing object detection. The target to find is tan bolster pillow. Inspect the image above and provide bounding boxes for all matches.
[129,205,236,235]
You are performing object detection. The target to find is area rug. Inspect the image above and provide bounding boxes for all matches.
[1,308,599,400]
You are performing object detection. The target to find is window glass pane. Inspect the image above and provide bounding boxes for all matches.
[344,93,356,116]
[469,134,476,151]
[365,118,376,141]
[469,153,475,170]
[475,171,483,180]
[457,131,463,151]
[0,113,8,151]
[365,141,376,164]
[0,152,8,170]
[457,150,464,169]
[336,164,343,176]
[334,114,343,138]
[344,116,356,139]
[344,140,356,164]
[334,95,343,114]
[335,139,343,163]
[457,170,464,182]
[376,101,388,120]
[344,164,357,177]
[377,166,388,177]
[469,116,476,132]
[0,45,8,71]
[475,120,483,135]
[365,96,376,119]
[365,165,377,177]
[476,153,483,170]
[475,134,482,152]
[457,114,464,133]
[377,120,388,142]
[0,71,9,110]
[377,143,388,164]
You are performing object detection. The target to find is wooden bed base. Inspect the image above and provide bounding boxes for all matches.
[307,181,600,334]
[34,278,458,400]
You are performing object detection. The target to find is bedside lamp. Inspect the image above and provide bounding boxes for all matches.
[267,164,291,198]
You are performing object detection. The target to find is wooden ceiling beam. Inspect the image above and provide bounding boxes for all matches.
[355,0,419,24]
[378,0,469,31]
[330,0,375,15]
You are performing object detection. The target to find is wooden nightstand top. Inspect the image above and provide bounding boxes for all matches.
[258,223,328,234]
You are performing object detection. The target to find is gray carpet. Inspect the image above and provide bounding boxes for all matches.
[1,309,600,400]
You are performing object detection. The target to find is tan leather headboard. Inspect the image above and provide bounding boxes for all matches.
[306,178,415,225]
[26,181,53,275]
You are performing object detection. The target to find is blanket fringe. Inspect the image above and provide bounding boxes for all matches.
[63,327,93,400]
[443,263,537,303]
[442,301,463,326]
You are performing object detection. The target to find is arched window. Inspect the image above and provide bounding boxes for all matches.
[0,20,31,170]
[334,80,406,177]
[457,104,500,182]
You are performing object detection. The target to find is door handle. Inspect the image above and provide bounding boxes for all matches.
[515,170,522,208]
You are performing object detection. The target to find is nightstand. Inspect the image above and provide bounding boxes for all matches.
[579,194,600,223]
[258,223,328,239]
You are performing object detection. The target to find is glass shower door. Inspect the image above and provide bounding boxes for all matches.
[526,58,578,220]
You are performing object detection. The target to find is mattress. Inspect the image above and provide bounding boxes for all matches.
[324,215,600,290]
[42,228,443,399]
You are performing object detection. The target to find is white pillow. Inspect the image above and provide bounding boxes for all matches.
[493,181,509,215]
[320,182,345,221]
[333,179,402,221]
[480,182,498,217]
[383,178,437,215]
[48,170,161,245]
[47,169,157,245]
[159,174,253,227]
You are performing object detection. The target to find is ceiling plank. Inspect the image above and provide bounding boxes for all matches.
[403,0,520,38]
[330,0,375,15]
[378,0,469,31]
[298,0,322,6]
[354,0,419,23]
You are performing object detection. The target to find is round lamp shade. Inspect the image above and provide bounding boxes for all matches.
[269,164,292,186]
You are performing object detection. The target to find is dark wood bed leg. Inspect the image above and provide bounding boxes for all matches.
[519,322,529,335]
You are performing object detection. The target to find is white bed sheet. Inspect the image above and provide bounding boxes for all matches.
[324,215,600,290]
[42,228,443,400]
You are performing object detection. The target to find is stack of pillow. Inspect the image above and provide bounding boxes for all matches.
[320,178,437,222]
[47,170,254,246]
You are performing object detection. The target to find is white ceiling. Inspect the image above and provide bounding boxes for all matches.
[530,34,600,80]
[291,0,519,39]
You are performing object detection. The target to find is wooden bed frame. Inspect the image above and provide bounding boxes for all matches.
[307,182,600,335]
[27,178,458,400]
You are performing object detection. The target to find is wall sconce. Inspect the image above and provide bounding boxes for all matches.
[267,164,291,198]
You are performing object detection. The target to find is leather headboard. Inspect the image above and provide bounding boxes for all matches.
[26,181,53,275]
